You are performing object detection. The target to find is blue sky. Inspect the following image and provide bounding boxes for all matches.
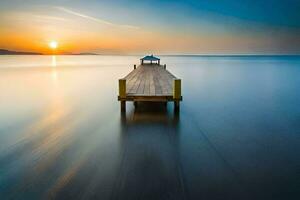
[0,0,299,54]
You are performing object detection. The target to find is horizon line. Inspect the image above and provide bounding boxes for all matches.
[1,48,300,57]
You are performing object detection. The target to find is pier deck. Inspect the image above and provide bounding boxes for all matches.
[118,64,182,111]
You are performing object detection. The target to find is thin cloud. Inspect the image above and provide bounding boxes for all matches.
[55,6,139,29]
[32,15,68,22]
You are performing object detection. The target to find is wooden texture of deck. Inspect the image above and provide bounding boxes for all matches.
[118,64,182,102]
[125,64,175,97]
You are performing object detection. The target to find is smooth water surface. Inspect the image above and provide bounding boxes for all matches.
[0,55,299,199]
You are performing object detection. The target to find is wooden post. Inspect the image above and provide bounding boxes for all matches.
[134,64,136,69]
[119,79,126,98]
[121,101,126,112]
[119,79,126,111]
[174,101,180,112]
[173,79,181,99]
[173,79,181,111]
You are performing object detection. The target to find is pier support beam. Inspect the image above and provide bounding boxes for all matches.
[119,79,126,112]
[121,101,126,112]
[173,79,181,111]
[174,101,180,111]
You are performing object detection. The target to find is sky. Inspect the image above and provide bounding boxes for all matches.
[0,0,300,54]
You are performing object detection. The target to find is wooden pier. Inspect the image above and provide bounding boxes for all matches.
[118,56,182,112]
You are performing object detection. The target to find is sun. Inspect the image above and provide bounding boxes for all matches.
[49,41,58,49]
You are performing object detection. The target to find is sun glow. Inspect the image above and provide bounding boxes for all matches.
[49,41,58,49]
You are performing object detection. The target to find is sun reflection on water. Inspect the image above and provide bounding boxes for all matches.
[51,56,58,81]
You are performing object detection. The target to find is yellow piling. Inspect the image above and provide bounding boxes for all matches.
[119,79,126,98]
[173,79,181,111]
[119,79,126,111]
[173,79,181,99]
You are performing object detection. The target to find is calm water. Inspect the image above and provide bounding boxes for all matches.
[0,55,299,200]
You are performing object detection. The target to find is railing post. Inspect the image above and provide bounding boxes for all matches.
[134,64,136,69]
[173,79,181,111]
[164,64,166,69]
[119,79,126,111]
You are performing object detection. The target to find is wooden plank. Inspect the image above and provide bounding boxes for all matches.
[144,67,150,95]
[153,72,162,95]
[127,66,144,94]
[156,67,170,95]
[136,68,146,94]
[125,67,141,93]
[149,68,155,95]
[158,68,173,94]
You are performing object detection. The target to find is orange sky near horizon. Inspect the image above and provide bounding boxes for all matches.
[1,4,300,55]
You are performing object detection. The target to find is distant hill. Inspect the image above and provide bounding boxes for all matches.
[0,49,43,55]
[61,52,99,55]
[76,52,99,55]
[0,49,99,55]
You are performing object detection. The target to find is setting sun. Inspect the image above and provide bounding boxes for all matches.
[49,41,58,49]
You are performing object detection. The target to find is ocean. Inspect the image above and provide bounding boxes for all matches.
[0,55,299,199]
